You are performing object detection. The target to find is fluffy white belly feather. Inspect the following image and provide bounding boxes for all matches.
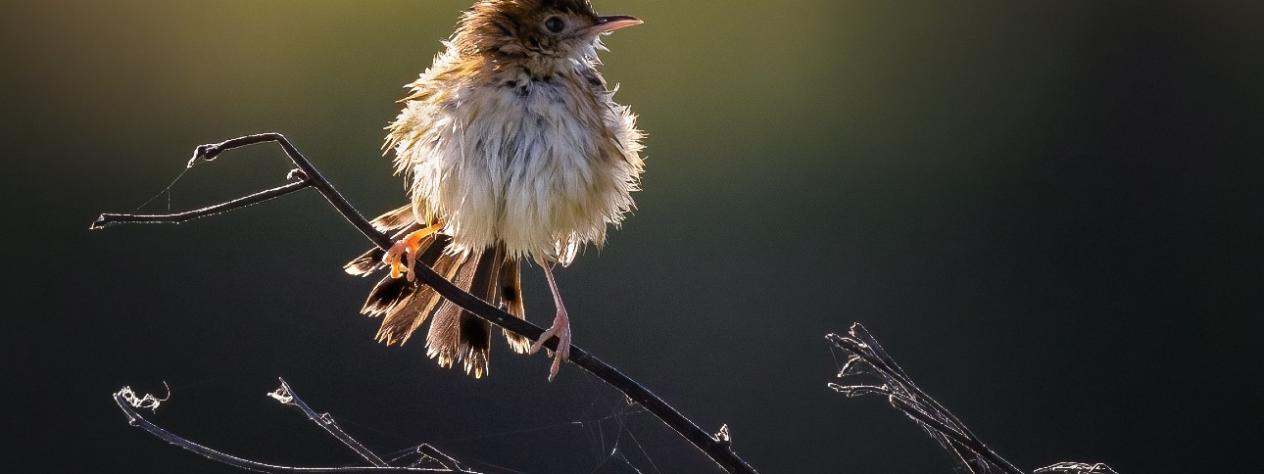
[389,69,644,265]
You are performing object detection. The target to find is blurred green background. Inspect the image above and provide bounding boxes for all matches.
[4,1,1262,472]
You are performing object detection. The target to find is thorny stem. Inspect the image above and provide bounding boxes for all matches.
[113,382,473,473]
[92,133,758,474]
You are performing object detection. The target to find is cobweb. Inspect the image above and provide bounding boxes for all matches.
[372,398,660,474]
[370,390,662,474]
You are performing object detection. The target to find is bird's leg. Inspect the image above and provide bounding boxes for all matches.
[530,262,571,381]
[383,212,443,281]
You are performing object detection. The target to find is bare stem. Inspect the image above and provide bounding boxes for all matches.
[828,323,1026,474]
[92,180,309,229]
[93,133,758,474]
[113,384,472,473]
[268,378,389,467]
[827,324,1118,474]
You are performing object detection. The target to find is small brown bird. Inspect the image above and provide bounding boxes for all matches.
[345,0,644,380]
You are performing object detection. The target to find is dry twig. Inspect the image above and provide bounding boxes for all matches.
[828,323,1116,474]
[114,379,479,473]
[93,133,756,474]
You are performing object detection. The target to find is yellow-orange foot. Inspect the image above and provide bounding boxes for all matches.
[382,223,442,281]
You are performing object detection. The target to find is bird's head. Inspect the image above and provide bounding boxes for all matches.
[453,0,641,65]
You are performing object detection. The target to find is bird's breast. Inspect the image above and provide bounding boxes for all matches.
[392,69,644,265]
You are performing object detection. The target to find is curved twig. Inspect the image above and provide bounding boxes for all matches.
[93,133,758,474]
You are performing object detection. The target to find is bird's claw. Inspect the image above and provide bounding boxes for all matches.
[530,311,572,381]
[382,224,441,281]
[383,239,419,281]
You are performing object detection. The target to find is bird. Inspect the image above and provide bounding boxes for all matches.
[344,0,644,381]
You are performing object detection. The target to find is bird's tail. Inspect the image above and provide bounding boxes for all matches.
[345,206,531,378]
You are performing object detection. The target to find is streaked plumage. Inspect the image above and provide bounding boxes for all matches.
[346,0,644,378]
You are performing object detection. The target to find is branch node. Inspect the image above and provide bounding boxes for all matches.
[89,214,111,230]
[117,382,171,413]
[188,143,220,168]
[267,382,294,405]
[715,424,732,445]
[414,444,466,471]
[287,168,309,182]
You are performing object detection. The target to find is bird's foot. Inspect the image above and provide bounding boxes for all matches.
[530,309,572,381]
[382,223,441,281]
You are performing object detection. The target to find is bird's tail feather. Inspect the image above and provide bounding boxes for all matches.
[368,234,450,344]
[499,258,531,354]
[347,206,529,378]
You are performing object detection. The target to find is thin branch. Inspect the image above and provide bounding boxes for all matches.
[92,180,309,229]
[268,378,389,467]
[93,133,758,474]
[113,383,475,473]
[827,324,1025,474]
[827,323,1118,474]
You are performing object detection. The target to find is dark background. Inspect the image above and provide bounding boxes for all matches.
[4,1,1261,472]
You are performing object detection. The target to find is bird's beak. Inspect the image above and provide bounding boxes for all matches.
[589,15,643,35]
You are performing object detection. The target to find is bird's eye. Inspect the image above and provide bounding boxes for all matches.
[544,16,565,33]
